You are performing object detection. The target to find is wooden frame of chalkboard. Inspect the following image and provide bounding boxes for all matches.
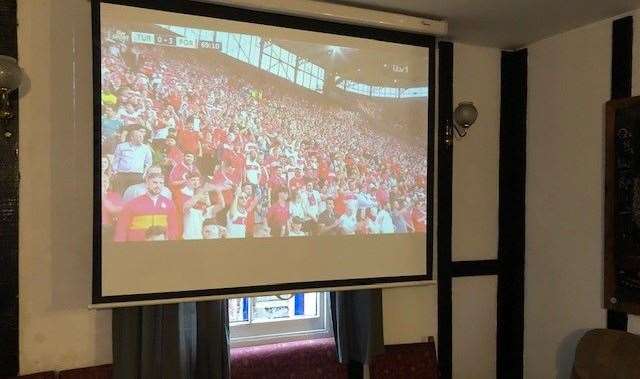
[605,95,640,315]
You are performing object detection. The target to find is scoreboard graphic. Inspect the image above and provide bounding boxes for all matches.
[125,30,222,50]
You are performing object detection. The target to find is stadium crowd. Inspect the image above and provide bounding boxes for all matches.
[100,31,428,241]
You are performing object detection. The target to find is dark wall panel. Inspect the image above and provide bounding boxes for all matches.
[497,49,527,379]
[437,40,454,379]
[0,0,19,377]
[608,15,633,331]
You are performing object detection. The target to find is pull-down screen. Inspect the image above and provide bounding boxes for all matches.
[95,1,433,303]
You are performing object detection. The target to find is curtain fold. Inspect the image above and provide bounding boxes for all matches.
[195,300,231,378]
[330,289,385,365]
[112,300,229,379]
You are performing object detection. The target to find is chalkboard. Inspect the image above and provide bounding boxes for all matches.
[605,96,640,315]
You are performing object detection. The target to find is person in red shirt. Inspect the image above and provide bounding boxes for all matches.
[345,154,355,175]
[266,189,289,237]
[288,167,305,191]
[168,90,181,110]
[211,126,228,149]
[374,184,390,206]
[242,184,260,238]
[318,157,330,184]
[168,153,200,197]
[177,123,201,156]
[164,136,184,166]
[412,198,427,233]
[258,155,270,189]
[199,126,219,177]
[102,174,123,242]
[223,143,246,184]
[268,165,287,197]
[263,146,281,169]
[333,186,348,217]
[114,173,179,241]
[210,162,238,220]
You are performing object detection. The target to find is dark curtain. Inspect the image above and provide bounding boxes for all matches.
[112,300,229,379]
[330,289,385,367]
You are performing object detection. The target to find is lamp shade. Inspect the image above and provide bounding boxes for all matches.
[453,101,478,128]
[0,55,23,91]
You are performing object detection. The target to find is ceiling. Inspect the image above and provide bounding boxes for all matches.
[318,0,640,49]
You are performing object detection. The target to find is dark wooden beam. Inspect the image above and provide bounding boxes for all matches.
[0,0,19,377]
[497,49,527,379]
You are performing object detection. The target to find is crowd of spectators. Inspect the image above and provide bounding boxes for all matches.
[100,31,428,241]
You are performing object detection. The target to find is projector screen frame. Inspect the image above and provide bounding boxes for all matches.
[92,0,436,305]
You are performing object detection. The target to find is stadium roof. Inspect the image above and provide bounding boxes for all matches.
[109,21,428,89]
[274,38,428,88]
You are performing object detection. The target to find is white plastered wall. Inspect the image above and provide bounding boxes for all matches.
[526,10,640,378]
[17,0,501,374]
[451,43,501,379]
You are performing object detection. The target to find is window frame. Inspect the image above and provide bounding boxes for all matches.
[230,292,332,347]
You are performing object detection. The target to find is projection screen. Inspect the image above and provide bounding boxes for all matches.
[93,0,434,304]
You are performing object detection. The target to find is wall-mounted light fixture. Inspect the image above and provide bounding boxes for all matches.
[445,101,478,145]
[0,55,24,121]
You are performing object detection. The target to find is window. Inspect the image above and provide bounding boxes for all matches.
[334,75,429,100]
[400,86,429,98]
[343,79,371,96]
[229,292,331,347]
[296,58,325,93]
[371,86,399,98]
[216,31,262,66]
[260,42,297,82]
